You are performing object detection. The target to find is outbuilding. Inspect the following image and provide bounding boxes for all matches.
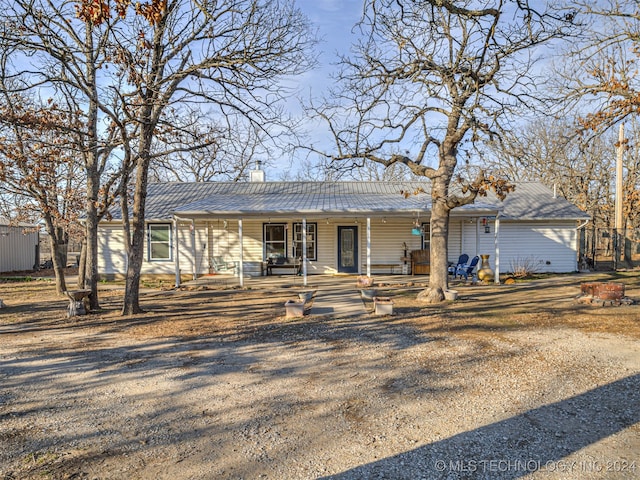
[0,218,39,273]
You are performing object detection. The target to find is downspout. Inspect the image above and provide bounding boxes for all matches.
[190,219,196,281]
[576,218,591,271]
[494,212,501,284]
[238,219,244,288]
[577,219,590,230]
[366,217,371,277]
[475,217,480,257]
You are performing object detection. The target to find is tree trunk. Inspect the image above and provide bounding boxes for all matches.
[82,21,101,311]
[77,237,87,289]
[122,122,154,315]
[417,190,450,303]
[42,216,67,295]
[417,150,456,303]
[84,176,101,310]
[54,226,69,267]
[121,193,147,315]
[122,245,144,315]
[623,226,633,269]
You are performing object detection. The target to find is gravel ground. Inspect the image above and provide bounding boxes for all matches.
[0,275,639,479]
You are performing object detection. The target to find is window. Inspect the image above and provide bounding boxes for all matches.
[293,222,317,260]
[264,223,287,259]
[148,224,172,261]
[421,222,431,250]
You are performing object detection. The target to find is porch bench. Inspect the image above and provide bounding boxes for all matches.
[266,257,301,276]
[370,263,400,274]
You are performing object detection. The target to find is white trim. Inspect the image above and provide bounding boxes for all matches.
[494,215,500,284]
[302,218,308,286]
[238,219,244,287]
[190,219,196,281]
[174,218,180,287]
[148,223,172,261]
[366,217,371,277]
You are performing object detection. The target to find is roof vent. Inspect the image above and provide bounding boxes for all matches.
[250,160,265,182]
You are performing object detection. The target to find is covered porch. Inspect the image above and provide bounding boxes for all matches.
[172,210,503,288]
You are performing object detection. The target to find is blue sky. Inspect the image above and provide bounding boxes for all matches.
[265,1,366,177]
[279,0,569,178]
[299,0,363,69]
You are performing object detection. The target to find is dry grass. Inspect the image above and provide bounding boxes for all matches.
[381,271,640,340]
[1,272,639,480]
[1,271,639,341]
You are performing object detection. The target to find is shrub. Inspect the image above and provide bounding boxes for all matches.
[509,256,542,278]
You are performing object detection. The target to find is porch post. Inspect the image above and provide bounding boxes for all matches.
[238,218,244,288]
[366,217,371,277]
[174,217,180,287]
[475,217,480,256]
[190,219,197,281]
[302,218,308,286]
[494,214,500,284]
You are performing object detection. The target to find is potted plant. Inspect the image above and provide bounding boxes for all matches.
[284,299,305,318]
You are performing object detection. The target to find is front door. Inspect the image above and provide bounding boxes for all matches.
[337,226,358,273]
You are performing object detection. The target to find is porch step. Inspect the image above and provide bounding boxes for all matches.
[309,289,367,317]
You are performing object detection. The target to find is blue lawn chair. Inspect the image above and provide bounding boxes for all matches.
[455,255,480,280]
[448,254,469,277]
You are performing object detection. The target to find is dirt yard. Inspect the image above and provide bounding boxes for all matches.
[1,272,639,479]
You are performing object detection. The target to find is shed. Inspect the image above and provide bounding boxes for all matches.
[0,219,39,273]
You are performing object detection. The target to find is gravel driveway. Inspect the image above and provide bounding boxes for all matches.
[1,275,639,479]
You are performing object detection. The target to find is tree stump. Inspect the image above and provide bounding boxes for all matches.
[64,290,91,317]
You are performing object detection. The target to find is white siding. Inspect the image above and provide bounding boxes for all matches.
[312,221,337,274]
[448,220,463,263]
[98,221,200,277]
[452,219,578,273]
[498,221,578,273]
[172,220,209,278]
[97,216,579,277]
[205,217,427,276]
[209,219,261,276]
[96,216,433,277]
[0,227,39,272]
[461,218,498,262]
[97,224,127,275]
[358,218,423,274]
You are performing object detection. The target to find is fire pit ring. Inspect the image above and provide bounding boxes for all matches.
[577,282,632,306]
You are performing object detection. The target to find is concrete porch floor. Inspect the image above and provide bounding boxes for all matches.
[183,272,429,290]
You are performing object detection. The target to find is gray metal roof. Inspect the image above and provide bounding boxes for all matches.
[0,218,38,227]
[112,181,589,221]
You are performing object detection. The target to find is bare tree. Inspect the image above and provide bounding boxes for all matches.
[150,113,273,183]
[560,0,640,228]
[2,0,315,314]
[562,1,640,129]
[74,0,316,314]
[314,0,574,302]
[487,118,615,221]
[487,117,618,263]
[0,91,85,294]
[0,0,125,309]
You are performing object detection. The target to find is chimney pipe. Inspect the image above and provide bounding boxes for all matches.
[250,160,265,182]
